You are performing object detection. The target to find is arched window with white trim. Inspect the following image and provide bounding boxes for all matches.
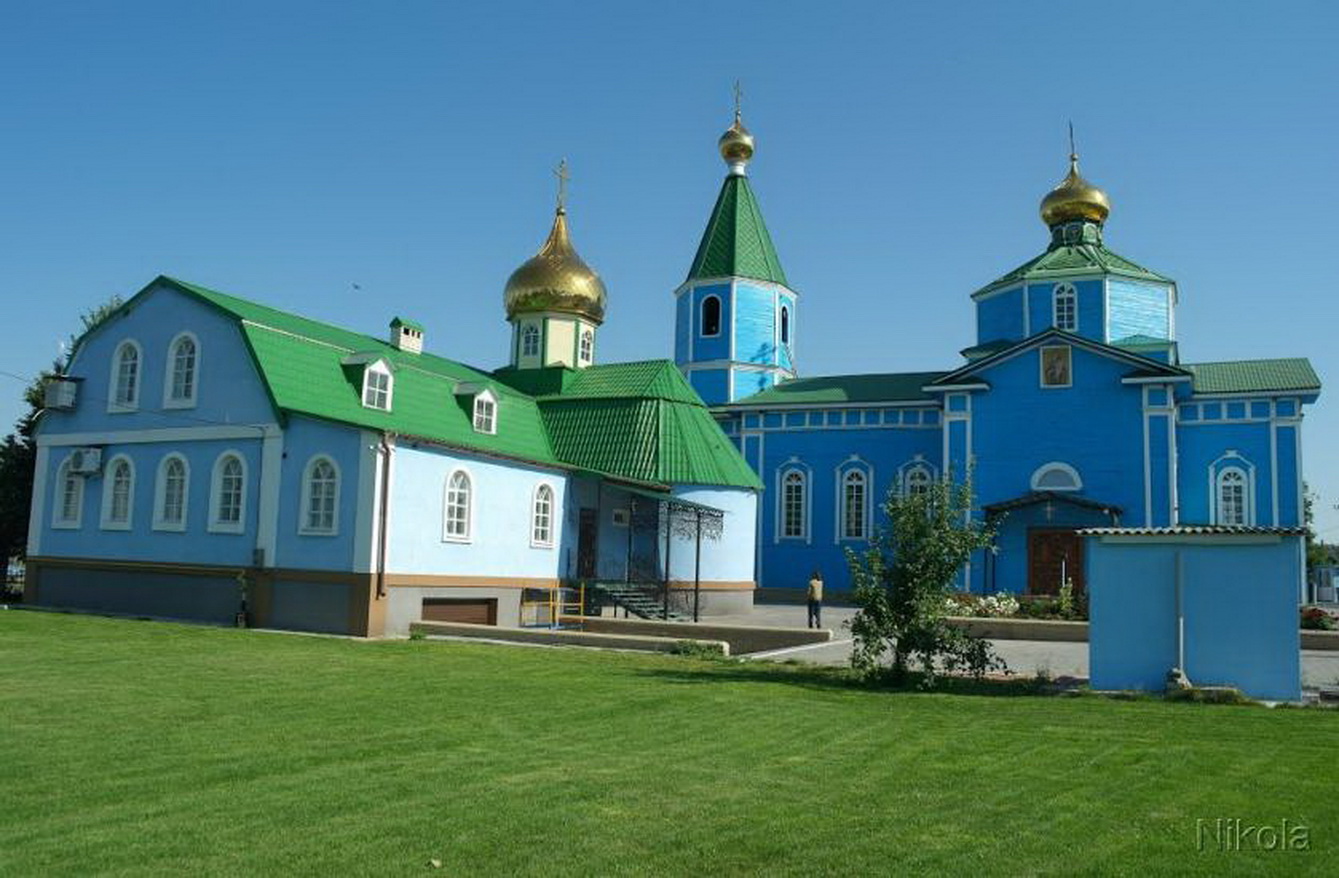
[904,464,932,497]
[210,453,246,533]
[700,295,721,337]
[840,469,869,540]
[444,470,472,542]
[154,454,190,531]
[1216,467,1249,526]
[100,456,135,530]
[300,456,339,535]
[1031,462,1082,492]
[780,305,791,345]
[521,324,540,358]
[53,457,84,528]
[1053,283,1077,332]
[532,483,554,548]
[110,340,141,411]
[780,469,807,540]
[165,333,199,407]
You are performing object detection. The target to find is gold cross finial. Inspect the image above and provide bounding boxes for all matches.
[554,158,570,212]
[1068,121,1077,160]
[733,79,743,122]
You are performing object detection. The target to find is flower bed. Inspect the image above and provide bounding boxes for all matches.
[945,584,1088,622]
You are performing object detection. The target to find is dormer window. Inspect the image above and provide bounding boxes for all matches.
[472,389,497,434]
[361,362,393,411]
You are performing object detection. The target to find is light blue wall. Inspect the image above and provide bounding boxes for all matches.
[976,287,1024,345]
[1087,535,1302,701]
[667,487,757,583]
[385,441,570,579]
[732,368,776,400]
[1107,280,1171,341]
[734,283,776,367]
[274,415,363,572]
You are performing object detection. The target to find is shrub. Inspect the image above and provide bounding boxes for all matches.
[1300,606,1336,631]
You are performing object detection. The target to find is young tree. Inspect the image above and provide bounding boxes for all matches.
[845,476,1003,685]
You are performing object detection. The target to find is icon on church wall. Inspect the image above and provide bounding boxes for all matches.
[1040,345,1072,387]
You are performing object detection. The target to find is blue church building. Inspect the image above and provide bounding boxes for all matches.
[678,112,1320,596]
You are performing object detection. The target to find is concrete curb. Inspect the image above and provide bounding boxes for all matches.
[560,616,831,655]
[946,616,1090,642]
[410,620,731,655]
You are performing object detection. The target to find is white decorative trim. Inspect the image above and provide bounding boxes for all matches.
[833,456,872,544]
[98,454,136,531]
[50,454,84,530]
[208,450,247,534]
[1030,461,1082,492]
[442,467,473,543]
[352,432,379,573]
[161,331,201,410]
[107,339,143,413]
[256,430,284,566]
[1208,452,1255,526]
[530,482,556,549]
[152,453,190,532]
[775,460,811,544]
[27,445,50,554]
[298,455,341,536]
[39,424,280,447]
[360,360,394,411]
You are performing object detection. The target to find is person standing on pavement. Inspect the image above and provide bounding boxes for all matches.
[806,570,824,629]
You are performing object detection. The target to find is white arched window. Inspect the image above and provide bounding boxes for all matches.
[210,452,246,533]
[904,464,933,497]
[700,295,722,337]
[1216,467,1249,526]
[110,340,141,411]
[780,469,807,540]
[165,333,199,407]
[154,454,189,531]
[443,470,472,542]
[579,329,594,364]
[780,305,791,345]
[840,468,869,540]
[1053,283,1077,332]
[473,391,497,434]
[521,324,540,358]
[53,457,84,528]
[532,483,554,548]
[1031,462,1082,492]
[100,455,134,530]
[300,456,339,535]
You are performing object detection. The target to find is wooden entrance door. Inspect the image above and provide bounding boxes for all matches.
[577,508,598,580]
[1028,529,1085,596]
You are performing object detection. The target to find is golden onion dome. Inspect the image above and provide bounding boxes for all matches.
[1040,153,1111,227]
[719,112,755,173]
[503,208,607,325]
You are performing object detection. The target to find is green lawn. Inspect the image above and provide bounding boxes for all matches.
[2,611,1336,875]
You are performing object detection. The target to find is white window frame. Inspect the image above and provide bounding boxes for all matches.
[361,361,393,411]
[99,454,135,531]
[520,324,541,358]
[1211,460,1255,526]
[1053,282,1077,332]
[299,455,340,536]
[209,451,247,534]
[1030,462,1083,492]
[162,331,200,409]
[778,466,809,541]
[52,456,85,529]
[901,462,934,498]
[579,329,594,364]
[1039,344,1073,389]
[108,339,143,413]
[837,464,870,542]
[153,453,190,532]
[700,294,723,338]
[472,390,497,435]
[531,482,555,548]
[443,468,473,543]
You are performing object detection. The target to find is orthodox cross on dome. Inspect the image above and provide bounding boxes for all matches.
[733,79,744,122]
[1068,120,1077,160]
[554,157,570,213]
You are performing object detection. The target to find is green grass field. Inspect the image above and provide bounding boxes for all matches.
[2,610,1336,875]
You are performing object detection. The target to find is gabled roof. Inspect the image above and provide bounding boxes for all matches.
[685,174,789,287]
[972,242,1173,299]
[118,277,759,489]
[725,371,949,408]
[1184,358,1321,395]
[929,328,1190,389]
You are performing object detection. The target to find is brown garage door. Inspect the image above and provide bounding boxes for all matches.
[422,598,497,625]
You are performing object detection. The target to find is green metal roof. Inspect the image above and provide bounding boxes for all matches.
[390,316,424,331]
[686,174,788,286]
[973,242,1173,298]
[726,371,949,407]
[1185,358,1320,395]
[960,339,1015,360]
[144,277,758,488]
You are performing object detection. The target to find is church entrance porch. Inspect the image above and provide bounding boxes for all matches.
[982,491,1122,595]
[1027,529,1085,596]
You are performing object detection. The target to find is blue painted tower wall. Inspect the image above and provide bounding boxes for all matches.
[1108,280,1172,341]
[976,288,1025,344]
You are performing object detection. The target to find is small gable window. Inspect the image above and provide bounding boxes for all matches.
[101,456,135,530]
[1053,283,1077,332]
[780,305,791,345]
[521,324,540,358]
[301,456,339,535]
[111,340,141,411]
[1216,467,1249,526]
[701,295,722,337]
[1031,462,1082,492]
[444,470,472,542]
[362,363,392,411]
[473,391,497,434]
[166,333,199,407]
[532,484,554,548]
[781,469,807,540]
[579,329,594,364]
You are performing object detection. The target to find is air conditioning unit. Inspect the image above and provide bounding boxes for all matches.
[69,448,103,475]
[43,378,78,411]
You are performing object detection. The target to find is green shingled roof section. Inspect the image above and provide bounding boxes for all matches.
[1185,358,1321,394]
[391,316,424,331]
[726,371,949,406]
[686,174,788,286]
[973,242,1173,298]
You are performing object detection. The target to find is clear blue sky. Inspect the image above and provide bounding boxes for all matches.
[3,1,1337,535]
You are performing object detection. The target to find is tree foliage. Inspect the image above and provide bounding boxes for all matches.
[1302,483,1334,571]
[845,476,1004,686]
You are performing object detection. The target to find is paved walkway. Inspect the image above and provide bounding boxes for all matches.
[720,602,1339,689]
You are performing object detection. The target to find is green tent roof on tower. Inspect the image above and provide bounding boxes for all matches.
[686,174,789,286]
